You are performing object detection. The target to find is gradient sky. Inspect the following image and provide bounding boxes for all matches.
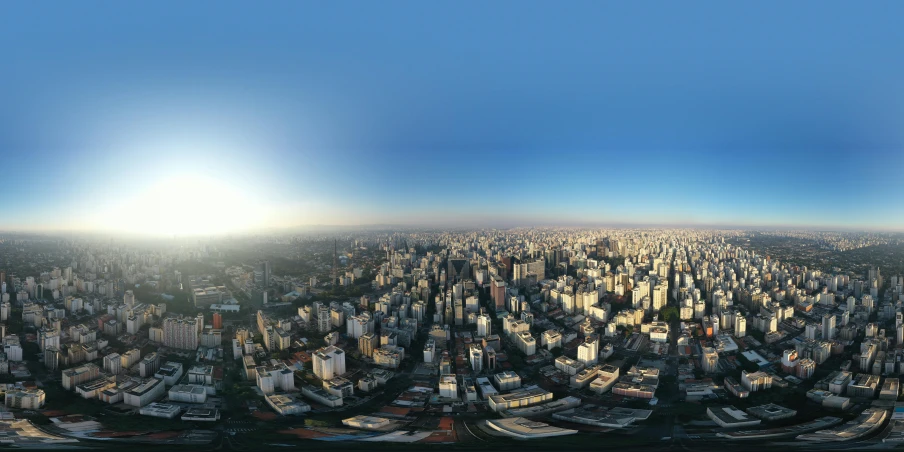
[2,2,904,234]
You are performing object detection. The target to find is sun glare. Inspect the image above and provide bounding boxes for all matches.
[98,174,268,236]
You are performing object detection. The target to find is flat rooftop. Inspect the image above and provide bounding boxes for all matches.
[746,403,797,420]
[708,406,762,425]
[485,418,578,439]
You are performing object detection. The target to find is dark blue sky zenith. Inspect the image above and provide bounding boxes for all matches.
[2,1,904,232]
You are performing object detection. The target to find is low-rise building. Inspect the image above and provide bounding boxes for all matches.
[818,370,853,395]
[139,402,181,419]
[880,378,900,401]
[75,377,116,399]
[187,365,215,385]
[590,365,620,394]
[343,415,394,430]
[848,373,879,398]
[554,356,584,376]
[746,404,796,421]
[571,365,601,389]
[154,362,184,386]
[488,387,553,412]
[168,384,208,403]
[707,405,762,428]
[494,371,522,391]
[266,394,311,415]
[124,378,165,407]
[301,385,343,407]
[323,377,354,398]
[4,388,45,409]
[612,366,658,399]
[476,377,499,400]
[62,363,100,390]
[485,417,578,439]
[181,407,221,422]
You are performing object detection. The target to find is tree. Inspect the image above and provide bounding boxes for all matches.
[659,307,679,322]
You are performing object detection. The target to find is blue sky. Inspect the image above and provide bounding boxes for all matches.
[2,1,904,233]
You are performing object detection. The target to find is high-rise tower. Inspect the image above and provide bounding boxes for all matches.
[332,239,338,289]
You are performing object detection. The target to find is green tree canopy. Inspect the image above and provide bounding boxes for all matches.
[659,306,679,322]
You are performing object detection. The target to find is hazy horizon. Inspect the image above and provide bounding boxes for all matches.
[3,220,904,239]
[3,1,904,235]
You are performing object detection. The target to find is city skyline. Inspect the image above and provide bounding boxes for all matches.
[4,3,904,446]
[3,2,904,235]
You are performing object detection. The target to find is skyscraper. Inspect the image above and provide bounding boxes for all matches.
[332,240,338,289]
[822,313,836,340]
[491,277,506,310]
[261,261,271,287]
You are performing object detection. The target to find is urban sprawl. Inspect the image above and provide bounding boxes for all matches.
[0,228,903,448]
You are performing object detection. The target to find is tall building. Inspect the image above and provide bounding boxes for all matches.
[513,258,544,286]
[44,346,60,371]
[104,352,122,374]
[313,345,346,381]
[163,317,199,350]
[577,337,599,366]
[477,314,492,337]
[332,240,339,289]
[734,312,746,337]
[447,258,471,283]
[822,313,836,340]
[470,345,483,372]
[261,261,271,287]
[123,290,135,308]
[652,284,668,313]
[702,347,719,373]
[358,333,376,358]
[315,304,332,333]
[140,352,160,377]
[491,278,506,310]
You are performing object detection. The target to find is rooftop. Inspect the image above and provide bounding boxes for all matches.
[708,405,762,426]
[485,417,578,439]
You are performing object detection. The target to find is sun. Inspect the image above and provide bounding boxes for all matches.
[97,173,269,236]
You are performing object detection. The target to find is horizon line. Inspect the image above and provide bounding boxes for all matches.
[1,221,904,238]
